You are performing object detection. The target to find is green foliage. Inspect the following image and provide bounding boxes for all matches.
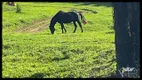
[2,2,116,78]
[16,4,22,13]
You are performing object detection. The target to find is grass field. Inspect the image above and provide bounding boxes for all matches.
[2,2,116,78]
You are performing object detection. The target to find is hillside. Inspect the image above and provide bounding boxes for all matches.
[2,2,116,78]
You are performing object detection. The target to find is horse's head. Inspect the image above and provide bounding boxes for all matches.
[78,12,88,25]
[83,19,88,25]
[49,26,55,34]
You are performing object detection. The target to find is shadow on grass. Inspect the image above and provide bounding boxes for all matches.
[3,44,11,49]
[81,8,98,14]
[74,2,113,7]
[29,73,45,78]
[105,31,114,34]
[91,60,116,78]
[52,55,70,61]
[93,2,113,7]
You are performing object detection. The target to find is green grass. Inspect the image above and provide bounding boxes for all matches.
[2,2,116,78]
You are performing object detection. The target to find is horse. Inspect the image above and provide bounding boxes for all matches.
[49,10,87,34]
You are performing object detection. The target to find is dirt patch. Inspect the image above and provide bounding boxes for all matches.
[17,18,50,33]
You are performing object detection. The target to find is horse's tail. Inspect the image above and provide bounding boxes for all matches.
[78,12,88,24]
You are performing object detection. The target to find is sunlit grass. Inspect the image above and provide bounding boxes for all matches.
[2,2,116,78]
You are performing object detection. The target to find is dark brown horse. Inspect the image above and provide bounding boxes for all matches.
[49,10,87,34]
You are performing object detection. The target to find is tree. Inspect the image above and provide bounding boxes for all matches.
[113,2,140,78]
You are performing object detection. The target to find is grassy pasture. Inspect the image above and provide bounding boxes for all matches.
[2,2,116,78]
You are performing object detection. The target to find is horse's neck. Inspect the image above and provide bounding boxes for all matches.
[50,17,57,26]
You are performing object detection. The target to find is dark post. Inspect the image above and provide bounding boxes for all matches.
[113,2,140,77]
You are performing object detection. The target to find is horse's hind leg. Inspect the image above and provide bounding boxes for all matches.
[77,20,83,32]
[73,21,77,33]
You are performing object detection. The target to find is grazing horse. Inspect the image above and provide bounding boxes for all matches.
[49,10,87,34]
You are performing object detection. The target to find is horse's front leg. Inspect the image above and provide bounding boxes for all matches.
[60,23,65,33]
[63,27,67,33]
[77,20,83,32]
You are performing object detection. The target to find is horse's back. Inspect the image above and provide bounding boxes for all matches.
[52,11,80,23]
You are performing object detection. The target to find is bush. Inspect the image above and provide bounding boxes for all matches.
[16,4,21,13]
